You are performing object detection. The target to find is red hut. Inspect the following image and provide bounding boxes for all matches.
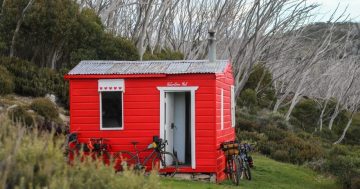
[64,33,235,182]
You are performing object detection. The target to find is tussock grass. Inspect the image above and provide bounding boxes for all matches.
[0,115,160,189]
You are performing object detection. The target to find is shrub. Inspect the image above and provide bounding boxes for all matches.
[314,128,338,142]
[238,131,265,143]
[30,98,59,120]
[237,118,259,132]
[243,64,276,108]
[8,106,34,127]
[291,99,320,132]
[0,65,14,95]
[325,155,360,189]
[351,176,360,189]
[272,150,290,162]
[238,89,257,108]
[342,126,360,145]
[258,140,276,155]
[263,126,287,141]
[0,116,160,189]
[0,57,69,107]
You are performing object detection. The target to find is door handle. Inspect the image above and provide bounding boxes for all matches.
[171,123,175,129]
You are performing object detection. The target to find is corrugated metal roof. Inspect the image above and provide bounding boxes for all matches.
[67,60,229,75]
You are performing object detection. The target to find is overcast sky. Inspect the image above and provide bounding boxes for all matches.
[308,0,360,22]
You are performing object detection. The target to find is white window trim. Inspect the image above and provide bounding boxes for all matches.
[157,86,198,169]
[221,88,224,130]
[99,91,124,130]
[231,85,235,128]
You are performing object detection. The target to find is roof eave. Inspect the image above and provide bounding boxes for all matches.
[64,74,167,79]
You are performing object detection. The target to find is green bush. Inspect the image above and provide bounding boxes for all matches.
[8,106,34,127]
[291,99,320,132]
[256,128,324,164]
[0,57,69,107]
[30,98,59,120]
[237,118,260,132]
[241,64,276,109]
[343,126,360,145]
[272,150,290,162]
[325,155,360,189]
[0,116,160,189]
[314,128,338,142]
[319,145,360,188]
[237,131,265,143]
[0,65,14,95]
[238,89,257,108]
[351,176,360,189]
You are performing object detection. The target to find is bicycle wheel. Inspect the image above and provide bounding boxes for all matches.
[243,162,252,180]
[152,151,179,177]
[230,157,241,185]
[113,150,137,172]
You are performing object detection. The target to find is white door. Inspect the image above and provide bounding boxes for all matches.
[164,92,174,165]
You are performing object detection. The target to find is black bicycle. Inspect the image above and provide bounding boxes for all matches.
[238,143,252,180]
[113,136,179,177]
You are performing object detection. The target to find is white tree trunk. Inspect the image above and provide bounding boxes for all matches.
[328,100,340,130]
[319,99,329,131]
[334,112,354,144]
[9,0,35,57]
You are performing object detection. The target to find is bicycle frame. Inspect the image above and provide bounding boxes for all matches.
[128,145,159,167]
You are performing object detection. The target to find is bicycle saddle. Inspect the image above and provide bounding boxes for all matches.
[131,141,139,145]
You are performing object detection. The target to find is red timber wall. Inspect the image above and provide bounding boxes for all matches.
[68,73,218,174]
[215,63,235,181]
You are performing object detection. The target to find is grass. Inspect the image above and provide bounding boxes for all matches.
[161,154,340,189]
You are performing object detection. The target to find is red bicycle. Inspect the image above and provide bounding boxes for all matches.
[65,133,111,164]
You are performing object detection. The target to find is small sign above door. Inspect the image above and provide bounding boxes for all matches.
[98,79,124,92]
[167,82,188,87]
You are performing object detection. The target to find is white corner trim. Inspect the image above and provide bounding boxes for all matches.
[221,88,224,130]
[158,86,198,169]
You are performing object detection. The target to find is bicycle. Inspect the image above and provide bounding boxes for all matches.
[113,136,179,177]
[65,133,111,164]
[220,141,241,185]
[239,143,252,180]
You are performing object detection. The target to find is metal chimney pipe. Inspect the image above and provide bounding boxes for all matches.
[208,30,216,63]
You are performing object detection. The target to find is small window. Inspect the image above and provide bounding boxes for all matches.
[231,85,235,127]
[100,92,123,129]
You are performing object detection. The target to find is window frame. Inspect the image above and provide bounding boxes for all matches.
[99,91,124,130]
[221,88,224,130]
[231,85,235,128]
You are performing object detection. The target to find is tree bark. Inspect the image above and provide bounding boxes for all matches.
[334,111,354,144]
[9,0,35,57]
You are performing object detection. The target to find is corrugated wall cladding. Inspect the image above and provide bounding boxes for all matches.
[69,74,218,173]
[214,64,235,181]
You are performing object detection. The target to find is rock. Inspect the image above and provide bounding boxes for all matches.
[173,173,193,180]
[193,173,211,181]
[45,94,57,104]
[27,110,35,114]
[7,104,18,110]
[209,174,216,183]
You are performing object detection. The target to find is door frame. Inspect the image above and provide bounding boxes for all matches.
[157,86,198,169]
